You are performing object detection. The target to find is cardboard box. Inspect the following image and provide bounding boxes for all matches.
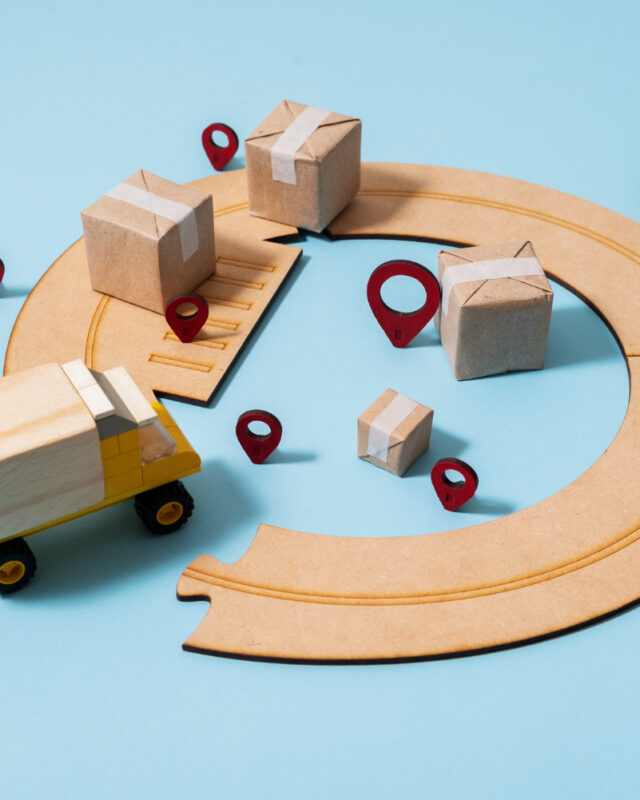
[435,241,553,380]
[358,389,434,477]
[245,100,361,232]
[81,169,216,313]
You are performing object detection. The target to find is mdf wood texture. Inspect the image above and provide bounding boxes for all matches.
[5,164,639,661]
[178,164,640,662]
[4,169,301,404]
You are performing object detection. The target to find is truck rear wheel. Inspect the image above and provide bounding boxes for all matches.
[134,481,194,534]
[0,538,37,594]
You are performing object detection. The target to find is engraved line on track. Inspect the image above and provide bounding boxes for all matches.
[210,275,266,291]
[217,256,277,273]
[71,188,640,379]
[205,317,240,331]
[148,354,215,373]
[182,519,640,605]
[86,295,111,368]
[358,189,640,266]
[199,294,253,311]
[163,332,228,350]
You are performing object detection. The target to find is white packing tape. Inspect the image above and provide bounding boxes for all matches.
[441,256,543,314]
[367,393,418,463]
[106,182,199,262]
[270,106,332,185]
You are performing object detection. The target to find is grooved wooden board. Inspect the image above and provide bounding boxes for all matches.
[7,164,639,662]
[177,163,640,663]
[4,169,301,404]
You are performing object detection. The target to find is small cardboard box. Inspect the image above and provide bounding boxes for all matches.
[435,241,554,381]
[358,389,434,477]
[81,169,216,313]
[245,100,361,232]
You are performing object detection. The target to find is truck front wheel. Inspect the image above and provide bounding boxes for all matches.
[134,481,195,534]
[0,538,37,594]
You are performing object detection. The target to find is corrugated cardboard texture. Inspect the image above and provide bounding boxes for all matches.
[434,241,553,380]
[0,363,103,537]
[6,169,301,405]
[82,169,216,313]
[357,388,433,476]
[245,100,361,232]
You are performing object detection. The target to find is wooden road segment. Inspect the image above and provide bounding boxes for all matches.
[178,164,640,662]
[4,169,301,404]
[5,164,639,661]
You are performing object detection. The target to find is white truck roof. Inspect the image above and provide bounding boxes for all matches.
[61,360,157,439]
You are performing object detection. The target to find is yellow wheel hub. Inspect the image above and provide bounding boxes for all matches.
[156,501,183,526]
[0,560,26,585]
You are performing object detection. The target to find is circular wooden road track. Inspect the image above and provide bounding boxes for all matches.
[7,164,640,662]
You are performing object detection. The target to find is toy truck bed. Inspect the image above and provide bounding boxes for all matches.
[0,360,201,592]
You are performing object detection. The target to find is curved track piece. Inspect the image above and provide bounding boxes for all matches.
[6,163,639,661]
[4,170,301,404]
[177,163,640,662]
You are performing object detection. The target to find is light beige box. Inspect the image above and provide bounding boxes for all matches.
[245,100,361,232]
[81,169,216,314]
[435,241,554,381]
[358,389,434,477]
[0,363,104,538]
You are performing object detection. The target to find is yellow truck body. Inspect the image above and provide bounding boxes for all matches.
[0,361,201,592]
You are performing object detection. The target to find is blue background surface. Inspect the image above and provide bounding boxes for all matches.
[1,1,638,797]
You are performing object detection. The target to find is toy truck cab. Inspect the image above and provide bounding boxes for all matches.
[0,360,201,593]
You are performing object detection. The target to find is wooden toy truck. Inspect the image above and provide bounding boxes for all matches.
[0,360,201,593]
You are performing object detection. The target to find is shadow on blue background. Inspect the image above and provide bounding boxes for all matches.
[1,0,639,797]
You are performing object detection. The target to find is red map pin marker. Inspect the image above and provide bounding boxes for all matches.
[202,123,239,171]
[431,458,479,511]
[164,293,209,343]
[236,410,282,464]
[0,259,4,284]
[367,260,441,348]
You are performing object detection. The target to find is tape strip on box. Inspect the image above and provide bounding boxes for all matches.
[441,256,544,314]
[270,106,332,185]
[106,182,199,262]
[367,393,418,463]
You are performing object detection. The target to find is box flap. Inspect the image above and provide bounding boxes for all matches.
[245,100,360,162]
[439,241,552,308]
[81,169,210,241]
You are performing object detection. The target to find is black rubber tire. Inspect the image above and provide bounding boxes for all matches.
[134,480,194,534]
[0,537,37,594]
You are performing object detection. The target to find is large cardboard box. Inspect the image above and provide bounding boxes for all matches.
[358,389,434,477]
[245,100,361,232]
[81,169,216,313]
[436,241,554,380]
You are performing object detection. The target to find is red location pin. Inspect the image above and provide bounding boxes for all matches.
[431,458,479,511]
[0,258,4,283]
[202,123,239,171]
[367,260,441,348]
[164,293,209,343]
[236,410,282,464]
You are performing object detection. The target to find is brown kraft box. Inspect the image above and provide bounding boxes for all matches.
[358,389,434,477]
[244,100,361,232]
[435,241,553,381]
[81,169,216,313]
